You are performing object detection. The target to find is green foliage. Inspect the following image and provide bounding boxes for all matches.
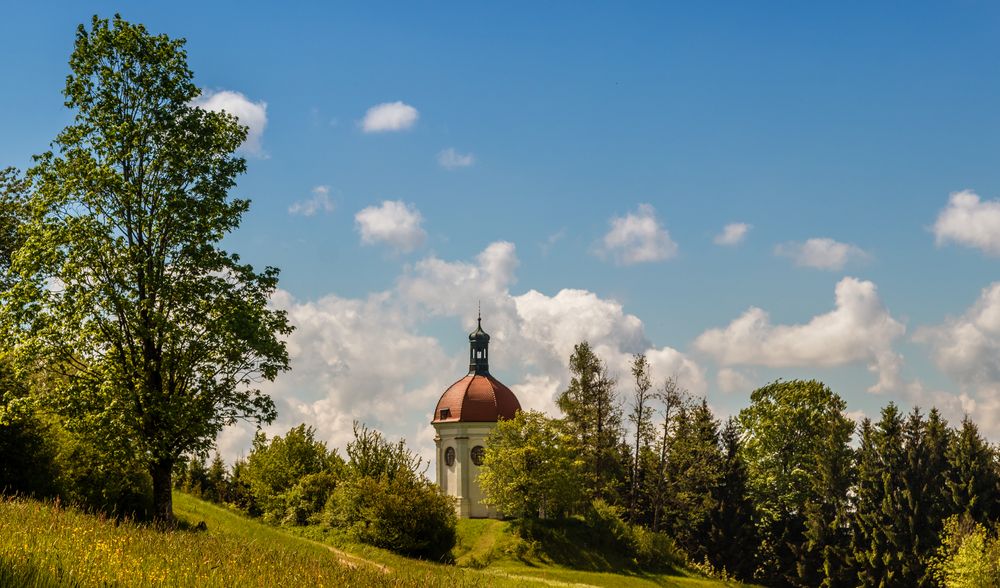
[663,400,723,565]
[708,418,757,582]
[583,499,635,554]
[558,341,625,503]
[204,454,228,503]
[738,379,854,587]
[51,424,154,518]
[327,475,457,561]
[626,353,655,524]
[3,15,291,522]
[0,409,60,498]
[946,417,998,526]
[932,516,1000,588]
[649,376,685,533]
[243,424,344,524]
[227,458,256,514]
[478,410,584,518]
[514,499,684,573]
[0,376,152,517]
[902,408,953,587]
[0,168,29,293]
[853,404,911,587]
[346,421,423,481]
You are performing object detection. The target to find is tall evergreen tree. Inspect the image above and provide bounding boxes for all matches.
[798,405,855,588]
[205,453,228,503]
[557,341,624,503]
[898,407,953,587]
[852,403,908,587]
[184,455,209,497]
[708,418,757,582]
[946,416,998,526]
[663,399,723,563]
[850,419,878,587]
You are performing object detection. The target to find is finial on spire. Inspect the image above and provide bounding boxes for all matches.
[478,300,481,326]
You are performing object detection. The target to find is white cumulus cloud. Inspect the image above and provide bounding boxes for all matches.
[774,238,869,270]
[916,283,1000,436]
[933,190,1000,256]
[599,203,678,265]
[714,222,751,246]
[717,368,754,394]
[360,101,419,133]
[223,241,706,464]
[191,89,268,157]
[289,186,335,217]
[355,200,427,253]
[694,277,905,392]
[437,148,475,169]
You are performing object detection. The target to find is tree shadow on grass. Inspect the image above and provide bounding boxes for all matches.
[0,555,83,588]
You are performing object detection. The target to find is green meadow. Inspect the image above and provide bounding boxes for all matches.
[0,492,748,588]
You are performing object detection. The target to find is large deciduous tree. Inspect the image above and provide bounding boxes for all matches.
[738,379,855,587]
[478,410,583,519]
[4,15,291,522]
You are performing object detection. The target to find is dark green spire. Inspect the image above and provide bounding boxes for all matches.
[469,309,490,375]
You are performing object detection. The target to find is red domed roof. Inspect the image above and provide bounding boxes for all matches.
[432,373,521,423]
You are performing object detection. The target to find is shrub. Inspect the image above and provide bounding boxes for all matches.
[631,524,684,570]
[583,499,633,553]
[53,426,153,519]
[244,425,344,523]
[0,411,60,498]
[279,471,339,526]
[328,475,457,561]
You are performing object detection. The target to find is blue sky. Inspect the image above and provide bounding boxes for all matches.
[4,2,1000,459]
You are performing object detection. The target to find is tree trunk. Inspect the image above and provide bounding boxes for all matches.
[151,458,175,525]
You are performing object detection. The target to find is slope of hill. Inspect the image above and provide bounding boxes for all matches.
[0,493,749,587]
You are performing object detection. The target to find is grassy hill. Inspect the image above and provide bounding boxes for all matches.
[0,493,749,587]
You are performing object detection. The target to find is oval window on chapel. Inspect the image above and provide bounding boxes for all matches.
[444,447,456,466]
[471,445,485,466]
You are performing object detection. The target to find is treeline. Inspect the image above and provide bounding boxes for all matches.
[479,341,1000,587]
[174,423,456,561]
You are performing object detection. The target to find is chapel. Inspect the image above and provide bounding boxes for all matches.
[432,314,521,518]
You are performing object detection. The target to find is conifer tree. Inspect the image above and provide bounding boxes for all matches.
[918,408,953,585]
[852,404,908,587]
[895,407,954,587]
[709,418,757,581]
[851,419,880,588]
[184,455,209,497]
[663,399,722,563]
[205,453,228,503]
[798,405,855,588]
[558,342,624,503]
[946,416,998,526]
